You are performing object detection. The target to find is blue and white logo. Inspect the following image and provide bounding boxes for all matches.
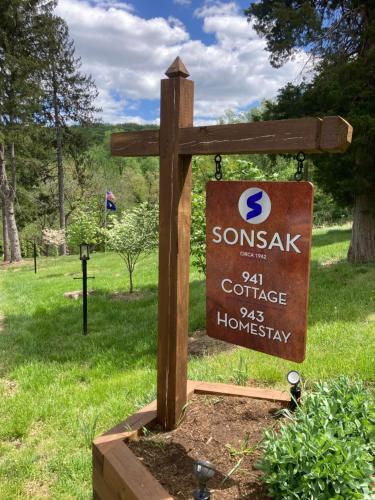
[238,188,271,224]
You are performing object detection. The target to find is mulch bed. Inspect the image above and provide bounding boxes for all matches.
[63,290,147,301]
[107,291,148,301]
[188,330,235,357]
[128,394,286,499]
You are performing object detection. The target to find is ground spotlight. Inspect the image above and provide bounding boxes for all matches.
[287,370,302,411]
[193,460,215,500]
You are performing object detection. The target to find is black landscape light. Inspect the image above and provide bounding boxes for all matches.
[79,243,90,261]
[75,243,94,335]
[287,370,302,411]
[193,460,215,500]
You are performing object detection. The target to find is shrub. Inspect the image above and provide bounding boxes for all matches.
[258,378,375,499]
[67,207,102,251]
[313,186,351,226]
[19,222,41,258]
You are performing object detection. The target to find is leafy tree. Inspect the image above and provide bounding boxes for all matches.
[106,203,158,293]
[41,16,99,255]
[89,129,160,206]
[245,0,375,263]
[64,127,97,195]
[19,221,40,258]
[67,207,102,251]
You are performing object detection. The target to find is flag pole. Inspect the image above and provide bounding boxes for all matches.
[103,190,116,253]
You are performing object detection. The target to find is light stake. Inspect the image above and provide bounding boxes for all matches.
[75,243,94,335]
[193,460,215,500]
[287,370,302,411]
[33,237,37,274]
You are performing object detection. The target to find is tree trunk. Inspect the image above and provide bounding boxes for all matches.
[129,268,133,293]
[348,193,375,263]
[53,73,66,256]
[1,198,11,261]
[0,144,22,262]
[57,123,66,255]
[4,197,22,262]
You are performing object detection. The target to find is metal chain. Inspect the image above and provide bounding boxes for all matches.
[214,154,223,180]
[294,152,305,181]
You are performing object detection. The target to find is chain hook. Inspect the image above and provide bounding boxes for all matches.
[294,152,305,181]
[214,154,223,180]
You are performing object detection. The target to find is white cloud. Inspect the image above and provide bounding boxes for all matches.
[167,16,185,29]
[92,0,134,12]
[56,0,311,124]
[194,1,239,18]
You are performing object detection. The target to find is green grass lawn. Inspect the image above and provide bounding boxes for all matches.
[0,224,374,498]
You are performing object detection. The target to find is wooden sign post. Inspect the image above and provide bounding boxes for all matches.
[111,57,352,430]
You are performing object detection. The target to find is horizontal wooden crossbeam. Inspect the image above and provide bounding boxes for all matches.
[112,129,159,157]
[111,116,352,157]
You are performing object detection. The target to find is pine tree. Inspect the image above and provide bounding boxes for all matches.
[0,0,54,261]
[41,17,99,255]
[246,0,375,263]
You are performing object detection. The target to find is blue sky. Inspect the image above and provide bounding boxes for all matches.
[128,0,251,44]
[56,0,309,124]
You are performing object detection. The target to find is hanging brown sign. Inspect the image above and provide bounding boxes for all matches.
[206,181,314,362]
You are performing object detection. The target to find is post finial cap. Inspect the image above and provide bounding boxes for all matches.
[165,57,190,78]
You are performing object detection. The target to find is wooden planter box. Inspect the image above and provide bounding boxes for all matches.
[92,381,290,500]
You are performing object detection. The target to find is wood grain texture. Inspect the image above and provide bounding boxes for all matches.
[186,379,201,397]
[110,116,352,158]
[165,56,190,78]
[319,116,353,152]
[93,444,105,474]
[194,381,290,402]
[111,129,159,157]
[157,74,194,430]
[93,468,118,500]
[94,430,138,446]
[179,118,322,155]
[93,441,119,475]
[103,441,173,500]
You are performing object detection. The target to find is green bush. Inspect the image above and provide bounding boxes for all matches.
[67,207,102,252]
[258,378,375,499]
[19,223,42,258]
[313,186,351,226]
